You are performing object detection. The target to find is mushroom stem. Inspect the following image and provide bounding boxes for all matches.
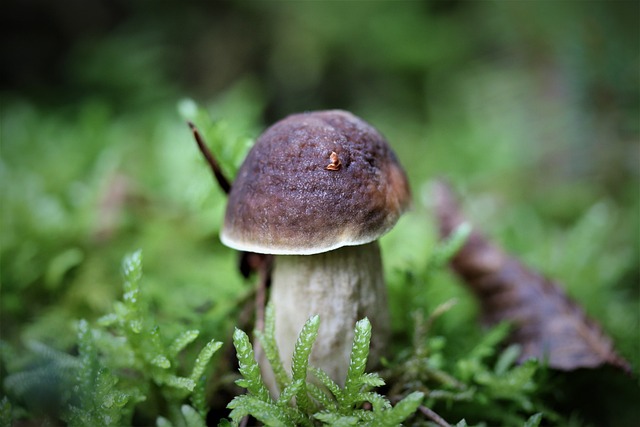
[265,241,389,392]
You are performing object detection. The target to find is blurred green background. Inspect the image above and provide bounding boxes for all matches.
[1,0,638,425]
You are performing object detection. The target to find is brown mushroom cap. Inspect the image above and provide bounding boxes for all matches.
[220,110,411,255]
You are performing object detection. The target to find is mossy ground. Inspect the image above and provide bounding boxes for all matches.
[1,2,638,425]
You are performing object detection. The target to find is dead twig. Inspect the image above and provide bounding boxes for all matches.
[188,121,232,194]
[188,120,273,345]
[418,405,452,427]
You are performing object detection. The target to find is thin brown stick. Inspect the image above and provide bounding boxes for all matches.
[418,405,452,427]
[187,121,232,194]
[189,120,275,349]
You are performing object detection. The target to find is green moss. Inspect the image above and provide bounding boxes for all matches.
[1,2,637,424]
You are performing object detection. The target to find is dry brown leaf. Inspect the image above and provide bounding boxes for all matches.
[432,180,631,372]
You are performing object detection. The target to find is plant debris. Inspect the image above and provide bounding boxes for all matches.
[431,180,631,373]
[188,121,233,194]
[188,121,273,329]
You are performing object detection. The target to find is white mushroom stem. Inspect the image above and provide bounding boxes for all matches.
[263,241,389,393]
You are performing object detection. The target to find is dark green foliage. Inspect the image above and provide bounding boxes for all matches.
[0,397,10,427]
[87,251,222,425]
[2,251,221,426]
[232,328,272,405]
[381,226,554,425]
[524,413,543,427]
[290,315,320,415]
[2,340,80,418]
[66,319,142,426]
[255,304,289,390]
[228,311,423,426]
[387,304,548,426]
[94,250,223,400]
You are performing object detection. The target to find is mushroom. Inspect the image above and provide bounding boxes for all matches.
[221,110,410,390]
